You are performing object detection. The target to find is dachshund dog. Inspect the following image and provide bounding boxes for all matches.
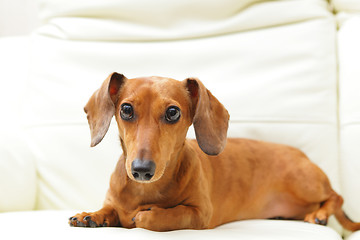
[69,73,360,231]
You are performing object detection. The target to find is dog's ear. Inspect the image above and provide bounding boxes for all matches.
[184,78,229,155]
[84,72,126,147]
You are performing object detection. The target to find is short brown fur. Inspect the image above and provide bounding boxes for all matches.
[70,73,360,232]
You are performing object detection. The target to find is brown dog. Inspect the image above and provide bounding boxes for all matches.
[69,73,360,231]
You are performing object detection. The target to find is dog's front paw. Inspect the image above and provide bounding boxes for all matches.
[69,208,120,228]
[133,207,161,230]
[69,212,106,227]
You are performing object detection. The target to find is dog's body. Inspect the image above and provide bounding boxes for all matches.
[70,73,360,231]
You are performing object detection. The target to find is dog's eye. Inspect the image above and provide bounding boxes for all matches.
[165,106,181,123]
[120,103,134,121]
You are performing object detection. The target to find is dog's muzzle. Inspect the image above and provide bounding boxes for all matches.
[131,159,156,181]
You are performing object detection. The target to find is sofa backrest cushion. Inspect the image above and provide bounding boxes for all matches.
[26,2,341,233]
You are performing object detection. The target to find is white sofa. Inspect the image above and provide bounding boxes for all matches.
[1,0,360,239]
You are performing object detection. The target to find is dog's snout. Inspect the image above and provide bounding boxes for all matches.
[131,159,156,181]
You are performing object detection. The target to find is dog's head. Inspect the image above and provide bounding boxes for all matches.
[84,73,229,183]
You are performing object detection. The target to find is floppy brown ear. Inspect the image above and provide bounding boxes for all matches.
[184,78,229,155]
[84,72,126,147]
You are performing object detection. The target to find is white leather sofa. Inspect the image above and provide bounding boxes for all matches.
[1,0,360,239]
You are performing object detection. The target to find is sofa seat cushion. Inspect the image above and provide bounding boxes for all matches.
[347,231,360,240]
[0,210,342,240]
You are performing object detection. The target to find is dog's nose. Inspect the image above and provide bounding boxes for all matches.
[131,159,156,181]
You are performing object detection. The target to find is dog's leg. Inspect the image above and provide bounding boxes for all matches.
[69,205,120,227]
[282,160,340,225]
[133,205,211,231]
[287,163,343,226]
[304,191,343,225]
